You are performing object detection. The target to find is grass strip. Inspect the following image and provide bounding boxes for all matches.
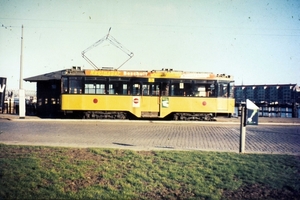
[0,144,299,199]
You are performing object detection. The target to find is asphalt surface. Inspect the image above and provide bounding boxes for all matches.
[0,114,300,155]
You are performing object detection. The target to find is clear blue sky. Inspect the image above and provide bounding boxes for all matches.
[1,0,299,91]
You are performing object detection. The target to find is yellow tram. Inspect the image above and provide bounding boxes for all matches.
[60,67,234,120]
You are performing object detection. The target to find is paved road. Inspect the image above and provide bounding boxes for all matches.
[0,119,300,154]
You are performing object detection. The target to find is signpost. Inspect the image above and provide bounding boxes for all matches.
[239,99,259,153]
[239,104,247,153]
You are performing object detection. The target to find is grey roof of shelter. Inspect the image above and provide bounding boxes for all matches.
[24,70,66,82]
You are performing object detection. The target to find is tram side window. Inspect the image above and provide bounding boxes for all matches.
[151,84,160,96]
[108,84,114,94]
[210,84,216,97]
[219,83,228,97]
[106,77,131,95]
[161,82,169,96]
[185,83,194,96]
[229,82,234,98]
[132,83,141,95]
[193,86,206,97]
[170,83,192,96]
[170,85,175,96]
[192,84,214,97]
[85,84,95,94]
[170,82,215,97]
[142,84,150,95]
[170,83,182,96]
[69,77,83,94]
[108,82,125,95]
[123,84,128,95]
[96,84,106,94]
[223,84,228,97]
[141,83,160,96]
[214,83,229,97]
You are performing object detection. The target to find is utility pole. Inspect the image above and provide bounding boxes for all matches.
[19,25,25,119]
[19,25,23,90]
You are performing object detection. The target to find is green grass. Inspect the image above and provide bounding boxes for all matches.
[0,144,299,199]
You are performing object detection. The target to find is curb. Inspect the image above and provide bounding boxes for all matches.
[4,117,300,125]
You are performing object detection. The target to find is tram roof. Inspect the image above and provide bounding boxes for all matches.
[82,69,233,81]
[25,67,233,82]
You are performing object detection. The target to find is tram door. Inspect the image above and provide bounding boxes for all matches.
[141,83,161,117]
[216,82,229,111]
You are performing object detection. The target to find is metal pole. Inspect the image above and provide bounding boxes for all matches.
[239,105,246,153]
[19,25,25,119]
[19,25,23,90]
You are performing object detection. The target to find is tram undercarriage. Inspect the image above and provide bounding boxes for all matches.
[66,111,216,121]
[172,112,215,121]
[83,111,127,119]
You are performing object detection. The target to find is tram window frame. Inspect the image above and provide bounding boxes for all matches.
[130,78,147,96]
[170,83,183,96]
[84,83,96,94]
[83,77,107,94]
[161,81,170,96]
[122,83,128,95]
[169,79,217,97]
[151,84,160,96]
[132,83,141,95]
[140,83,161,96]
[109,77,130,95]
[191,80,214,97]
[142,84,150,96]
[108,83,114,94]
[96,83,106,94]
[170,80,192,96]
[193,86,206,97]
[221,83,228,97]
[139,78,157,96]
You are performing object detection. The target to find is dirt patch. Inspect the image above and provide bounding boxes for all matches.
[66,148,104,162]
[222,183,300,199]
